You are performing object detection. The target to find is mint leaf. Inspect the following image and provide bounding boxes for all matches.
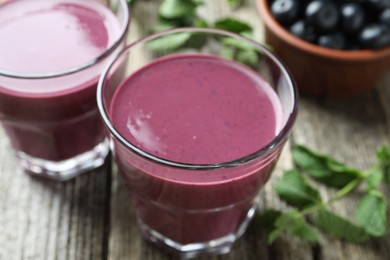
[274,169,322,208]
[159,0,197,20]
[126,0,136,7]
[269,210,319,244]
[194,19,209,28]
[214,18,252,34]
[227,0,242,6]
[221,44,235,60]
[292,145,362,188]
[366,169,383,189]
[150,21,176,33]
[147,32,192,52]
[147,32,208,53]
[256,209,282,233]
[316,209,369,243]
[191,0,204,5]
[236,49,259,68]
[185,33,208,49]
[376,145,390,183]
[355,190,387,236]
[222,36,257,51]
[219,30,263,67]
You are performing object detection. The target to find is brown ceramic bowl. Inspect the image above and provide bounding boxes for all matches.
[257,0,390,97]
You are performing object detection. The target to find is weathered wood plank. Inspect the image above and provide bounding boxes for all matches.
[0,125,111,260]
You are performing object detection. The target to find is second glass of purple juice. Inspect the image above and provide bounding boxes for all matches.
[0,0,130,180]
[98,28,298,257]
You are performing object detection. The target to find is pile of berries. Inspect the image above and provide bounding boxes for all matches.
[269,0,390,50]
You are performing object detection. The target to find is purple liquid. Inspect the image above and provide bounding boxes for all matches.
[110,54,283,244]
[0,0,121,160]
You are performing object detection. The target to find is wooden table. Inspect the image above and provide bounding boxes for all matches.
[1,1,390,259]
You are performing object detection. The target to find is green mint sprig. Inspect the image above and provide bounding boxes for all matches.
[376,145,390,183]
[126,0,136,7]
[257,144,390,244]
[145,0,263,67]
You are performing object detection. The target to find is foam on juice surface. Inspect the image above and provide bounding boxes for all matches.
[0,0,121,94]
[110,54,283,165]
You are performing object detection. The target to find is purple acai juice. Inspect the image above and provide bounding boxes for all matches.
[0,0,122,161]
[110,54,283,244]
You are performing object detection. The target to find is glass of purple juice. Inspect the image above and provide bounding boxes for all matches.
[98,28,298,257]
[0,0,130,181]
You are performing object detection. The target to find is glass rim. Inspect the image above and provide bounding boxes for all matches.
[0,0,130,79]
[97,27,298,170]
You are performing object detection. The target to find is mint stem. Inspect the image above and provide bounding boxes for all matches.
[298,178,362,218]
[299,203,325,217]
[329,178,362,203]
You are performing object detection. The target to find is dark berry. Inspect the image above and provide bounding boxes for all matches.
[267,0,390,50]
[305,0,339,33]
[379,8,390,27]
[340,3,365,35]
[318,32,346,49]
[366,0,390,12]
[271,0,301,25]
[359,24,390,49]
[289,20,317,43]
[345,41,361,50]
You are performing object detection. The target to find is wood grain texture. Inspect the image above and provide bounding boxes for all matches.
[0,0,389,259]
[0,126,111,260]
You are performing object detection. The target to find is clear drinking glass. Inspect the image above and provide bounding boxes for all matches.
[0,0,130,181]
[98,28,298,257]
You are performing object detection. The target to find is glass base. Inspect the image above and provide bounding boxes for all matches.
[16,139,109,181]
[139,201,258,258]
